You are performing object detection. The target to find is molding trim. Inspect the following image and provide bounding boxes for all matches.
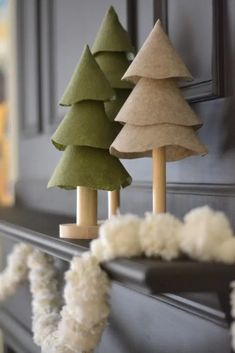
[39,0,57,129]
[17,0,42,136]
[156,294,226,328]
[132,181,235,198]
[16,178,235,198]
[153,0,225,102]
[127,0,137,49]
[14,179,235,224]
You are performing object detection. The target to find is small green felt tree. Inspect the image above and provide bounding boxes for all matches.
[48,46,132,239]
[92,6,135,216]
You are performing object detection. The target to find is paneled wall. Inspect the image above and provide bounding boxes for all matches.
[16,0,235,226]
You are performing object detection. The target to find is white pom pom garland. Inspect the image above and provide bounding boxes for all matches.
[139,213,183,260]
[1,206,235,352]
[0,243,33,301]
[180,206,234,261]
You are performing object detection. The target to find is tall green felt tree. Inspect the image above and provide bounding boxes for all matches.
[48,45,132,239]
[92,6,135,216]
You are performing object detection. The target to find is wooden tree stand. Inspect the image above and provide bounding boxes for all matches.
[108,190,120,218]
[152,147,166,213]
[60,186,99,239]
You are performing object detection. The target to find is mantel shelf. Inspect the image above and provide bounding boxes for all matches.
[0,206,235,297]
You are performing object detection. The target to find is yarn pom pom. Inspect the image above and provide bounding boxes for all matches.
[180,206,234,261]
[139,213,183,260]
[91,214,142,262]
[0,243,32,301]
[216,238,235,264]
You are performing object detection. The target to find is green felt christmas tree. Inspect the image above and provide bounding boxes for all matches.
[92,6,135,121]
[92,6,135,216]
[48,45,132,239]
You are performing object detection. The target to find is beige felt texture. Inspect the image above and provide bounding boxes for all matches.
[123,20,193,84]
[115,78,201,127]
[60,46,114,106]
[110,124,208,161]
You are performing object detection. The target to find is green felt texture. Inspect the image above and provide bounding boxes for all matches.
[105,89,130,121]
[60,46,115,106]
[52,101,118,151]
[95,52,133,89]
[48,145,132,191]
[92,6,135,54]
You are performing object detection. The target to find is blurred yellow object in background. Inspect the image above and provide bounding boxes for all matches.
[0,103,12,206]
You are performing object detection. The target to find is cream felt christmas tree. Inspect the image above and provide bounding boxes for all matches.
[92,6,134,217]
[110,20,207,213]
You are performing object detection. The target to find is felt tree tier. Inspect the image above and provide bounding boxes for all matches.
[105,89,130,121]
[48,145,132,191]
[95,52,133,89]
[52,101,119,151]
[110,123,207,161]
[92,6,134,54]
[60,46,114,106]
[123,20,192,84]
[115,78,202,128]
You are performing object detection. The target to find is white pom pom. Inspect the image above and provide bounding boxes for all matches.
[139,213,183,260]
[216,238,235,264]
[180,206,234,261]
[66,254,110,301]
[66,299,110,329]
[91,214,142,262]
[90,239,108,263]
[59,308,106,352]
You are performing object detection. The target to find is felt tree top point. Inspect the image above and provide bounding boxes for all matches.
[92,6,135,54]
[123,19,193,84]
[60,45,115,106]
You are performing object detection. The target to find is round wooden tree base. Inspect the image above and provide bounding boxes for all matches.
[59,223,99,239]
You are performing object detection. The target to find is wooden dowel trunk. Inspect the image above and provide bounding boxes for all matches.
[152,147,166,213]
[76,186,97,226]
[59,186,98,239]
[108,190,120,218]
